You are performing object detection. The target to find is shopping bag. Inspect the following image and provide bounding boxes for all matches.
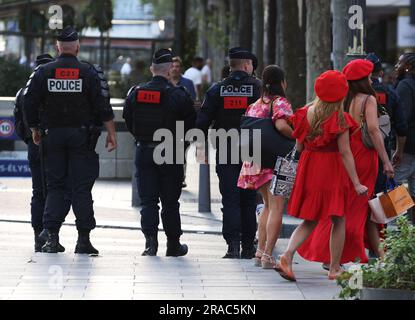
[369,193,406,224]
[379,179,415,220]
[269,147,298,198]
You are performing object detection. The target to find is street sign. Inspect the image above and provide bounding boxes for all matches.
[0,159,31,177]
[0,117,18,141]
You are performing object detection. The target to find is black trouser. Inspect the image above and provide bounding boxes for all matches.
[43,128,99,232]
[28,141,72,233]
[136,144,184,239]
[215,162,257,248]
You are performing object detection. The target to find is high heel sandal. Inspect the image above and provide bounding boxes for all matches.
[261,254,276,269]
[254,249,264,267]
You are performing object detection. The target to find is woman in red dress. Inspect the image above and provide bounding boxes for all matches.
[277,71,368,282]
[293,60,394,270]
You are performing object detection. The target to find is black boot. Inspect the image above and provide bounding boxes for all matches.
[142,235,158,256]
[38,230,65,253]
[166,238,188,257]
[241,243,256,259]
[75,230,99,255]
[41,230,61,254]
[223,240,240,259]
[34,231,46,253]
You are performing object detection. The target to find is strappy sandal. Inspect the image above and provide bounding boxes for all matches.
[254,249,264,267]
[261,253,277,269]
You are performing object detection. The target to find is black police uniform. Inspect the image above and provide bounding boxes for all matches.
[196,48,261,259]
[15,54,71,252]
[23,27,114,254]
[123,49,196,257]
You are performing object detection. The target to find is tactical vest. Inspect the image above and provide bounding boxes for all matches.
[131,84,176,142]
[41,59,93,128]
[214,76,260,130]
[373,82,391,118]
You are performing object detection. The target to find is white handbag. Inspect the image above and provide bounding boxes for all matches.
[269,147,298,198]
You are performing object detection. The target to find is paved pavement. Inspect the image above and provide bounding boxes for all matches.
[0,223,341,300]
[0,161,341,300]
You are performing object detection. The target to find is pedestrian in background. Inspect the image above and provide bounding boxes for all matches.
[170,56,197,100]
[184,56,204,101]
[277,70,367,282]
[237,65,293,269]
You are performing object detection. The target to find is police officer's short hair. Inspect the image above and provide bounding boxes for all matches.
[152,62,172,74]
[229,59,251,69]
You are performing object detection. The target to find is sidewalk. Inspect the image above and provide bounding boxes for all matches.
[0,162,342,301]
[0,222,341,300]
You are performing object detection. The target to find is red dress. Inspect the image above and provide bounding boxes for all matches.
[297,129,379,264]
[287,107,358,222]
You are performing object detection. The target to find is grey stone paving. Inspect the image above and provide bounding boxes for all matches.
[0,222,341,300]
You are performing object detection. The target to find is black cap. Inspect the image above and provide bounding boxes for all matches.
[228,47,256,62]
[366,53,382,73]
[57,26,79,42]
[153,49,173,64]
[35,54,54,67]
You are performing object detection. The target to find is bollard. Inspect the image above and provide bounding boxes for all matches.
[198,144,211,213]
[131,147,141,207]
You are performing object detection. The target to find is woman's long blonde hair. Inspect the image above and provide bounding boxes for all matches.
[307,98,347,140]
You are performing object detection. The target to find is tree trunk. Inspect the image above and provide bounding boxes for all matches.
[229,0,240,47]
[200,0,209,58]
[174,0,187,57]
[238,0,253,51]
[252,0,264,75]
[264,0,276,65]
[306,0,332,102]
[333,0,349,70]
[276,0,307,108]
[99,31,105,68]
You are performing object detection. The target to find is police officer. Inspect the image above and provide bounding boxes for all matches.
[14,54,69,253]
[123,49,196,257]
[366,53,408,195]
[23,26,117,254]
[196,47,261,259]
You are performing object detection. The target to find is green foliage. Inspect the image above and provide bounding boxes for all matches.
[0,57,30,97]
[83,0,113,32]
[18,8,47,33]
[337,217,415,300]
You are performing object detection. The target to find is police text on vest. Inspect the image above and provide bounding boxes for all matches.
[220,85,254,97]
[48,79,83,93]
